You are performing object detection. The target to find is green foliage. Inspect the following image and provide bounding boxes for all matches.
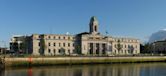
[142,43,153,53]
[40,35,46,55]
[116,39,122,52]
[59,48,65,55]
[75,45,81,54]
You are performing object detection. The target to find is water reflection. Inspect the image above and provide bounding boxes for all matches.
[1,63,166,76]
[0,70,5,76]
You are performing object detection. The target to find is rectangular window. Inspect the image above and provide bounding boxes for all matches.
[58,49,61,53]
[54,43,56,46]
[63,43,65,47]
[48,36,51,39]
[68,49,70,54]
[48,43,51,46]
[73,43,74,47]
[68,43,70,47]
[48,49,51,53]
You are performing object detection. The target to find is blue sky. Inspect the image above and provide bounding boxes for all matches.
[1,0,166,46]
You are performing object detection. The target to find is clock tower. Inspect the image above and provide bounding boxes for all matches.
[89,16,99,35]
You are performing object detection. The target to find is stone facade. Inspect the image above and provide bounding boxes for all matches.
[76,16,140,55]
[30,34,75,56]
[10,16,140,56]
[152,40,166,54]
[0,47,7,54]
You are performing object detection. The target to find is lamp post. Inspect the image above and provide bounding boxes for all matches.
[153,43,155,55]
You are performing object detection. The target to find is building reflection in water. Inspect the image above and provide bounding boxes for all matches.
[0,70,5,76]
[2,63,166,76]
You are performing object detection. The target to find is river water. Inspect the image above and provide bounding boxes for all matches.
[1,63,166,76]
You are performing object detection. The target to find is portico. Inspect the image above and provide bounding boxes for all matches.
[88,43,107,55]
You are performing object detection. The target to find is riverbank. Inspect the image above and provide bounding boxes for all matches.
[2,56,166,67]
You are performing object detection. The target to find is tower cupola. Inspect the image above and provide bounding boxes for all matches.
[89,16,99,35]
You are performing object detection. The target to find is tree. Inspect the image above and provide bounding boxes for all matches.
[116,39,122,53]
[142,43,153,53]
[40,35,46,55]
[59,48,65,55]
[75,45,81,54]
[140,44,144,53]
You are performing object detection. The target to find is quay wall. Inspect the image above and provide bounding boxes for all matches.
[3,56,166,67]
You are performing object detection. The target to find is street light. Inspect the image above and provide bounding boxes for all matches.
[153,43,155,55]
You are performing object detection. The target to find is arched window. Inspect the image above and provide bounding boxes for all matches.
[94,26,97,32]
[48,43,51,46]
[48,36,51,39]
[48,49,51,53]
[54,43,56,46]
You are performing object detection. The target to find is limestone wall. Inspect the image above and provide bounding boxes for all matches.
[4,56,166,67]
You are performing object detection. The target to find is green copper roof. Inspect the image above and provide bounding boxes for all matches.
[90,16,98,22]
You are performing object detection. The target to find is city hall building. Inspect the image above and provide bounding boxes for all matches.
[10,16,140,56]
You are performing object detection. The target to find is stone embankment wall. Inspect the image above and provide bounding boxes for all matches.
[4,56,166,67]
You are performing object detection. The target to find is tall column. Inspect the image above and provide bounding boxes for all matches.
[107,42,110,55]
[93,43,96,55]
[88,43,90,55]
[99,43,102,56]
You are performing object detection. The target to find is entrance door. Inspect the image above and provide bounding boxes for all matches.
[96,43,99,54]
[89,43,93,54]
[102,44,106,54]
